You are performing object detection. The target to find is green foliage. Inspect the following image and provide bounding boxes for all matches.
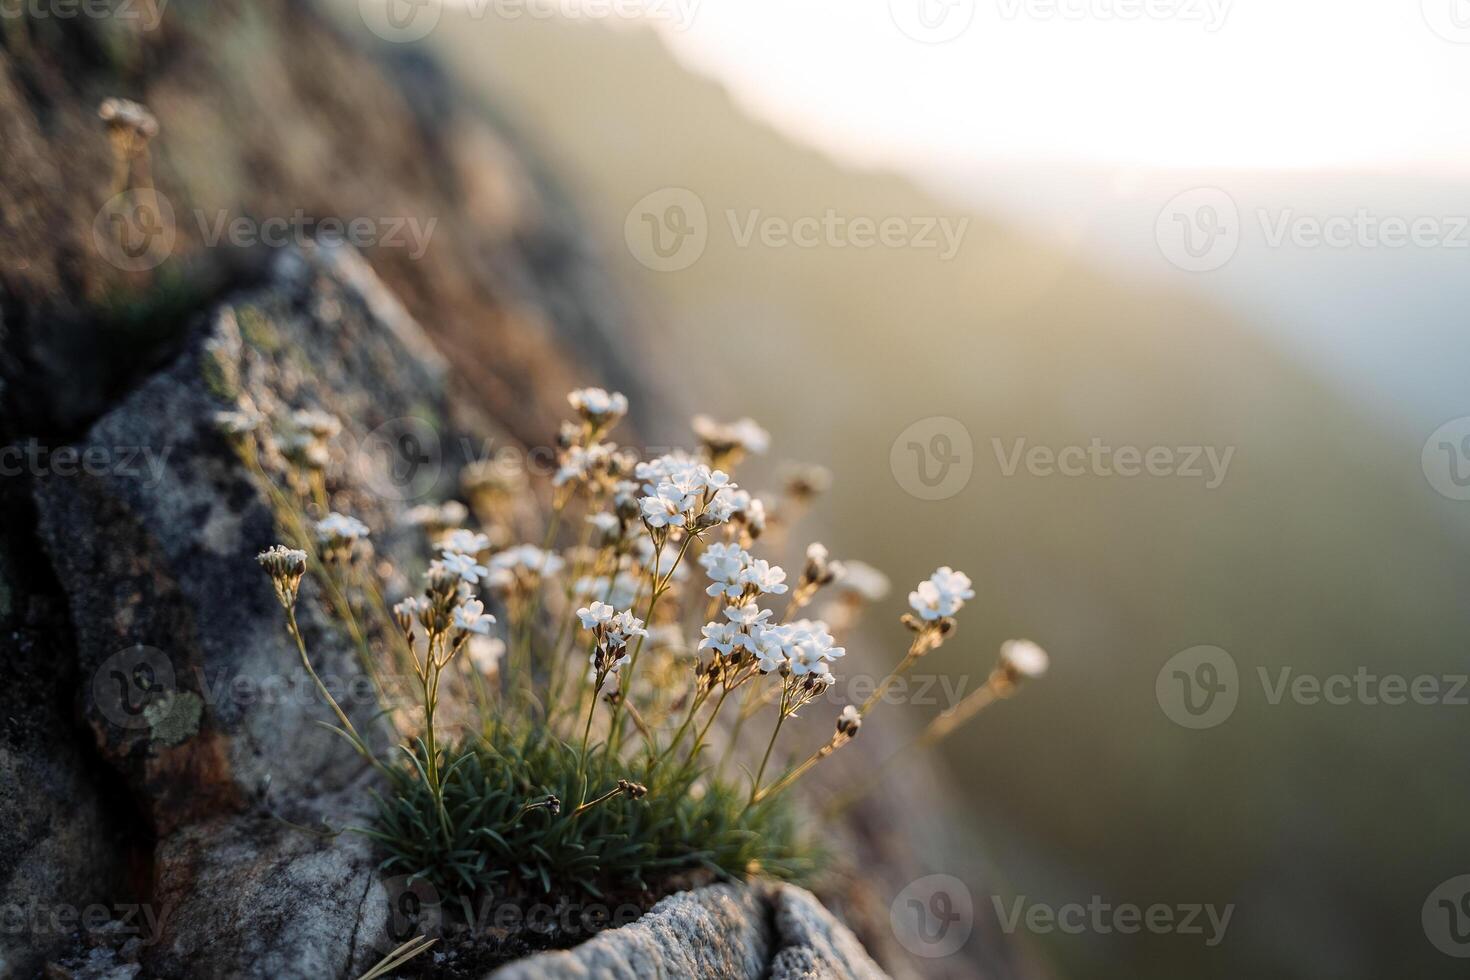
[370,718,815,910]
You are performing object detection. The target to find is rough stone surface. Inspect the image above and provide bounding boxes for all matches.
[485,883,889,980]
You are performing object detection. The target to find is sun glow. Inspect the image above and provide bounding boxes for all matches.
[648,0,1470,173]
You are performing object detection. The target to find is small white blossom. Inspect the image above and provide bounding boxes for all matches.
[700,542,751,598]
[316,512,369,543]
[439,529,491,556]
[999,639,1049,680]
[454,597,495,635]
[440,551,488,584]
[739,559,789,597]
[908,566,975,621]
[578,601,616,630]
[641,483,694,528]
[568,387,629,424]
[587,512,621,537]
[835,561,889,602]
[468,635,505,674]
[699,620,741,657]
[692,414,770,456]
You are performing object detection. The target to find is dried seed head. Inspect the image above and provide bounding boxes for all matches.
[996,638,1050,689]
[617,779,648,800]
[256,545,308,609]
[99,98,159,140]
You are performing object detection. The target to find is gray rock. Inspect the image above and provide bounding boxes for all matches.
[30,245,494,979]
[486,883,889,980]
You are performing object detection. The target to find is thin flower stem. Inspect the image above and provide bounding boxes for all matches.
[749,688,789,805]
[825,677,1004,818]
[859,636,927,716]
[284,606,395,783]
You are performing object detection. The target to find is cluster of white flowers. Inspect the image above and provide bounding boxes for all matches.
[698,543,789,601]
[568,387,629,427]
[405,500,470,534]
[636,454,738,531]
[487,544,566,592]
[439,528,491,556]
[699,604,844,683]
[691,414,771,457]
[572,569,641,611]
[577,601,649,675]
[908,566,975,621]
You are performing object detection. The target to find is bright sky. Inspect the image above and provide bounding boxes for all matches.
[640,0,1470,172]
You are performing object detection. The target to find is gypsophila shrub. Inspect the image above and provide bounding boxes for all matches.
[226,385,1047,938]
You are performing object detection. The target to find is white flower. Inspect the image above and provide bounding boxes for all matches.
[836,561,889,602]
[692,415,771,455]
[487,545,566,589]
[999,639,1049,680]
[439,529,491,556]
[578,601,616,630]
[739,559,789,597]
[554,442,614,487]
[786,619,845,675]
[699,620,740,657]
[608,610,649,647]
[468,635,505,674]
[441,551,488,584]
[836,704,862,736]
[640,483,694,528]
[700,542,751,598]
[393,596,429,628]
[316,512,369,543]
[573,570,640,610]
[908,566,975,621]
[454,597,495,635]
[587,512,621,537]
[706,487,752,524]
[568,387,629,424]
